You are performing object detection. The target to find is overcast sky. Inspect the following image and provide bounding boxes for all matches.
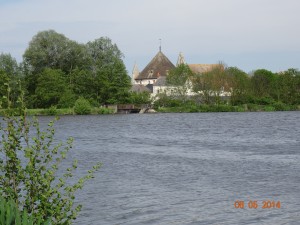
[1,0,300,74]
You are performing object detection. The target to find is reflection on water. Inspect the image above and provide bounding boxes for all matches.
[36,112,300,225]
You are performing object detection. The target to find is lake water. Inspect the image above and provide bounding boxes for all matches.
[37,112,300,224]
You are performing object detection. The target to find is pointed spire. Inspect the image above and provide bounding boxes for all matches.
[131,63,139,84]
[176,52,186,66]
[159,38,162,52]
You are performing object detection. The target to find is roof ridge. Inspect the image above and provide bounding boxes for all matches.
[135,51,175,80]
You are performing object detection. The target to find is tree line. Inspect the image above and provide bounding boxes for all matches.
[161,63,300,110]
[1,29,299,111]
[0,30,140,110]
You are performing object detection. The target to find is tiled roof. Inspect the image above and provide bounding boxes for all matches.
[130,84,151,93]
[135,51,175,80]
[188,64,219,74]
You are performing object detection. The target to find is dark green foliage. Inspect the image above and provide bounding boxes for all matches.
[68,68,93,100]
[35,68,67,108]
[165,64,195,101]
[167,64,193,86]
[127,91,151,105]
[251,69,276,98]
[23,30,85,100]
[192,64,228,104]
[42,105,58,115]
[22,30,131,107]
[85,37,131,104]
[226,67,251,105]
[74,97,92,115]
[93,107,115,114]
[153,93,182,108]
[276,69,300,104]
[58,89,77,108]
[0,53,20,77]
[0,53,23,108]
[0,196,51,225]
[23,30,88,76]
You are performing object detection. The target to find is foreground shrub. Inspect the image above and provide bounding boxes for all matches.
[0,86,101,224]
[74,97,92,115]
[0,196,51,224]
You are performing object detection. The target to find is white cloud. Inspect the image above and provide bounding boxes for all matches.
[0,0,300,72]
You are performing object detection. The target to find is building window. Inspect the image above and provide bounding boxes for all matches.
[149,70,154,76]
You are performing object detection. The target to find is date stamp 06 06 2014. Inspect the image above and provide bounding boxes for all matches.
[234,200,281,209]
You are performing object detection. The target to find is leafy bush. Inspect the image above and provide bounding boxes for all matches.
[96,107,114,114]
[255,97,276,105]
[0,87,101,224]
[188,105,199,113]
[0,196,51,225]
[272,102,289,111]
[153,94,186,108]
[128,91,151,105]
[74,97,92,115]
[263,105,275,111]
[42,105,58,115]
[246,103,261,112]
[58,89,77,108]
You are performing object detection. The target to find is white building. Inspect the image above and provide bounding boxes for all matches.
[131,50,231,97]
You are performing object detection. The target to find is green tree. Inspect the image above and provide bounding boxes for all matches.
[128,91,151,105]
[277,68,300,104]
[58,89,77,108]
[23,30,131,108]
[0,53,20,77]
[74,97,92,115]
[35,68,68,108]
[192,72,213,104]
[69,68,93,99]
[166,64,194,99]
[251,69,276,100]
[23,30,87,75]
[23,30,88,100]
[192,64,227,104]
[86,37,131,104]
[226,67,250,105]
[0,53,22,108]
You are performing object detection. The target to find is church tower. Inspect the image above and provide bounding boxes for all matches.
[176,52,186,66]
[131,63,139,84]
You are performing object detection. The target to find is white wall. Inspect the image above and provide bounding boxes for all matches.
[134,79,156,85]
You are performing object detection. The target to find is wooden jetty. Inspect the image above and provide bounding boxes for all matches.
[116,104,150,114]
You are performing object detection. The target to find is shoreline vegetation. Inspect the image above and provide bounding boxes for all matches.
[1,30,300,117]
[0,106,115,116]
[156,103,300,113]
[0,103,298,116]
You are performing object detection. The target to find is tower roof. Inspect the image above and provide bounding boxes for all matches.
[176,52,186,66]
[135,51,175,80]
[131,63,139,83]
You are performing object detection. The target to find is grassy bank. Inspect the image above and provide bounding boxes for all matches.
[155,103,300,113]
[0,107,115,116]
[1,104,299,116]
